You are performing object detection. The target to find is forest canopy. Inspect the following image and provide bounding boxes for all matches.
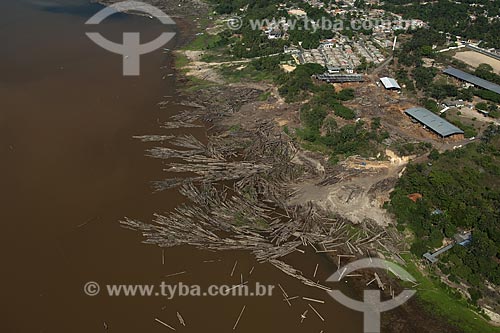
[388,125,500,293]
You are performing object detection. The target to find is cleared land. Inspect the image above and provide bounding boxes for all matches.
[453,50,500,74]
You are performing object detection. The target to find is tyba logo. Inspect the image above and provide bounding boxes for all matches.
[86,1,176,76]
[327,258,417,333]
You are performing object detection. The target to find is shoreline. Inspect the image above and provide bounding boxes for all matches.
[159,16,467,333]
[93,1,500,332]
[170,15,500,333]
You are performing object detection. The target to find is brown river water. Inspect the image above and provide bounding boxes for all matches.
[1,1,446,332]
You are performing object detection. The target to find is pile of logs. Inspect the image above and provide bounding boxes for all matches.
[124,86,405,291]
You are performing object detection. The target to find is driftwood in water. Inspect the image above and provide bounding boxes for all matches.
[125,91,403,293]
[122,179,395,291]
[133,135,175,142]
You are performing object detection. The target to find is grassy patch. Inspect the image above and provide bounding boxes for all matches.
[297,139,331,155]
[258,92,271,101]
[401,254,500,333]
[228,124,241,132]
[174,53,189,71]
[183,33,222,51]
[219,64,277,83]
[183,76,219,91]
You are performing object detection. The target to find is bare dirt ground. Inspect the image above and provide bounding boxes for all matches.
[177,50,256,84]
[344,77,480,153]
[175,52,410,227]
[178,50,225,83]
[175,45,490,232]
[453,50,500,74]
[178,55,481,227]
[457,103,500,126]
[221,86,303,130]
[288,150,410,226]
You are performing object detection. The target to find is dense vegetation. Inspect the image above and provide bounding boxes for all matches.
[210,0,338,55]
[469,64,500,104]
[394,29,500,121]
[382,0,500,48]
[291,83,389,161]
[394,30,471,103]
[388,125,500,301]
[275,63,325,101]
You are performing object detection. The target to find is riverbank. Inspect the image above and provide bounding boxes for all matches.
[401,254,500,333]
[92,1,497,332]
[158,12,461,333]
[170,11,500,333]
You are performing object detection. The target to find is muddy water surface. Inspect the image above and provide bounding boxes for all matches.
[1,1,364,331]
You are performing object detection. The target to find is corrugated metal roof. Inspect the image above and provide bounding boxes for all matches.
[443,67,500,95]
[405,107,464,137]
[380,77,401,89]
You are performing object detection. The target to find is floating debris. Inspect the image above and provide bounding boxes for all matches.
[124,112,404,293]
[233,305,246,330]
[313,264,319,278]
[278,284,291,307]
[155,318,176,331]
[230,261,238,277]
[302,297,325,304]
[308,303,325,322]
[133,135,174,143]
[300,310,308,323]
[164,271,186,278]
[160,121,203,129]
[176,312,185,326]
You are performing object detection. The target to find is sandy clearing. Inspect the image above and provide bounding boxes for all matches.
[288,151,410,226]
[453,50,500,74]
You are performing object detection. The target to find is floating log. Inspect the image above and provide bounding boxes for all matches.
[155,318,176,331]
[366,278,376,286]
[278,283,291,307]
[302,297,325,304]
[283,295,299,304]
[160,121,203,129]
[227,281,248,292]
[165,271,186,278]
[133,135,174,142]
[230,261,238,277]
[308,303,325,322]
[233,305,246,330]
[125,121,403,296]
[300,310,308,323]
[374,272,385,291]
[177,312,185,326]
